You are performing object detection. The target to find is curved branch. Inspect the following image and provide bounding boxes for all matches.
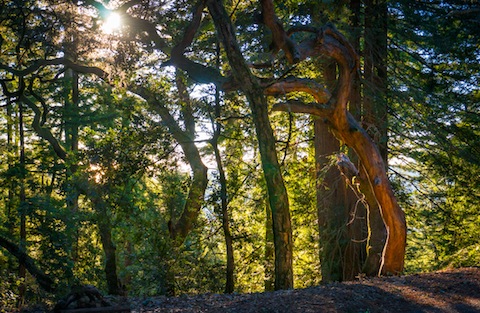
[264,77,331,103]
[131,85,208,245]
[287,25,319,36]
[165,56,231,88]
[21,95,67,160]
[266,22,406,275]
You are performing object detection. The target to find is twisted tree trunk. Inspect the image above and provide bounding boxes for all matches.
[269,25,406,274]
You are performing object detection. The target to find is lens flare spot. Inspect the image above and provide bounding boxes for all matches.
[102,12,121,34]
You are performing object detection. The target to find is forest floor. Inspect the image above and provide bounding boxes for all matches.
[122,267,480,313]
[20,267,480,313]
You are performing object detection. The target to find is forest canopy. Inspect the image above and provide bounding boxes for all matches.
[0,0,479,309]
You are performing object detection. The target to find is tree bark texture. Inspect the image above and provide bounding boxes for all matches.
[18,102,27,305]
[91,196,123,295]
[315,117,349,282]
[264,198,275,292]
[64,50,80,285]
[97,218,122,295]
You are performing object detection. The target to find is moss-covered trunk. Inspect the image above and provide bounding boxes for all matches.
[207,0,293,290]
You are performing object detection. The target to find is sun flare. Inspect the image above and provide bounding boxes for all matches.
[101,12,122,34]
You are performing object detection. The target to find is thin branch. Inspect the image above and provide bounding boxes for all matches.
[280,112,293,166]
[0,58,108,80]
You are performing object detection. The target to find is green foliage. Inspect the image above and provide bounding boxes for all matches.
[389,0,480,273]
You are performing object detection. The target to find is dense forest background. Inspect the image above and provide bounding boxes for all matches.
[0,0,479,309]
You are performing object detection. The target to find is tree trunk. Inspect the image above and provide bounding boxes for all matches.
[64,66,80,286]
[213,141,235,294]
[18,101,27,307]
[93,195,123,295]
[270,24,406,275]
[6,99,15,232]
[264,199,275,291]
[98,220,122,295]
[364,0,388,164]
[74,175,122,295]
[64,15,80,283]
[212,85,235,294]
[207,0,293,290]
[315,116,346,282]
[316,62,349,282]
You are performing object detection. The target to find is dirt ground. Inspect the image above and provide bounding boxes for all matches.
[126,267,480,313]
